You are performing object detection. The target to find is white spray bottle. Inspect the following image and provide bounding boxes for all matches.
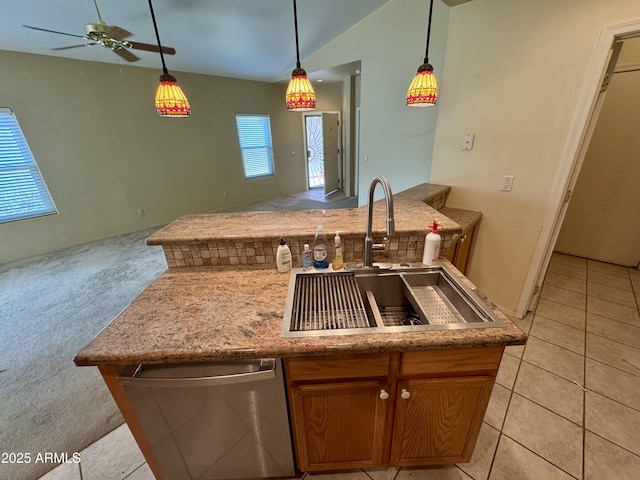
[422,220,442,265]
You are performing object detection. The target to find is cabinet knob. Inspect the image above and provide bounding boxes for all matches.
[401,389,411,400]
[379,390,390,400]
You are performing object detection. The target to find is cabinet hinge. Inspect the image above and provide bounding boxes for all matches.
[532,285,540,295]
[563,190,572,203]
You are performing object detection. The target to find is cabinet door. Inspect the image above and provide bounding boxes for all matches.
[391,376,493,466]
[289,380,392,471]
[456,226,474,273]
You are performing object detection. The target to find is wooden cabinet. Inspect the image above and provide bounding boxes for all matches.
[390,376,494,465]
[289,380,391,470]
[446,223,477,274]
[284,347,502,472]
[285,354,393,471]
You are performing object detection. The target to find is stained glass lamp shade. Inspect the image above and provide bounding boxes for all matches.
[406,0,438,107]
[286,0,316,111]
[155,73,191,117]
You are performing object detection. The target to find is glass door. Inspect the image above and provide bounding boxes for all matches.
[304,114,324,188]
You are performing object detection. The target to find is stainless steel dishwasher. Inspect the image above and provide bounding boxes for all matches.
[118,359,295,480]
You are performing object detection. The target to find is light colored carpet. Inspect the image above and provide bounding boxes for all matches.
[0,189,357,480]
[0,227,167,480]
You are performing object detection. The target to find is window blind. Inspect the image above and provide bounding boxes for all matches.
[235,114,275,179]
[0,107,57,223]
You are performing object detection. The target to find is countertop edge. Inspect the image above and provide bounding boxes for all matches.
[146,183,457,246]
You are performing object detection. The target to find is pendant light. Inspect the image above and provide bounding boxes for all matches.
[406,0,438,107]
[148,0,190,117]
[285,0,316,111]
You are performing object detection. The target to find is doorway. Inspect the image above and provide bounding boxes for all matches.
[303,112,341,195]
[519,22,640,316]
[553,36,640,268]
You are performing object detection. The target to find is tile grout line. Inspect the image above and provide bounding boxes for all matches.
[499,432,581,480]
[484,306,532,479]
[586,430,640,461]
[509,390,584,434]
[540,289,638,316]
[582,263,588,480]
[586,355,640,382]
[504,259,585,479]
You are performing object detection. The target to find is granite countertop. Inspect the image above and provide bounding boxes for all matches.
[74,262,527,367]
[74,183,526,367]
[439,206,482,236]
[147,184,461,245]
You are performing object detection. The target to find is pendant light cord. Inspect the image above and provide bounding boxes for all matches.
[424,0,434,64]
[292,0,301,69]
[148,0,168,74]
[93,0,104,23]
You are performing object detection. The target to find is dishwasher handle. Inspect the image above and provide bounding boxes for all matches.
[118,359,277,388]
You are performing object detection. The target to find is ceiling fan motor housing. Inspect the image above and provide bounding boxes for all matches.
[85,21,108,36]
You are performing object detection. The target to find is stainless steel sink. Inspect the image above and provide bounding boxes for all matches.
[281,263,505,338]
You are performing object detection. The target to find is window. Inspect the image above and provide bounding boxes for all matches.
[0,107,57,223]
[235,114,275,179]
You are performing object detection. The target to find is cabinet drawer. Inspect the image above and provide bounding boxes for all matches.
[285,354,390,382]
[400,347,503,377]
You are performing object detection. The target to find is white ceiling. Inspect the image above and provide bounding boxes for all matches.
[0,0,390,83]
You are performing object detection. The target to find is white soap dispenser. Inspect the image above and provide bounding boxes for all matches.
[276,238,292,273]
[422,220,442,265]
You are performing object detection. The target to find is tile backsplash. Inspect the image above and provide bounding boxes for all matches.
[161,233,454,268]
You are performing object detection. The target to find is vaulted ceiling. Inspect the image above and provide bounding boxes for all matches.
[0,0,392,82]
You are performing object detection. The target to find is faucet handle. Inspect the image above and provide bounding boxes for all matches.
[372,237,388,252]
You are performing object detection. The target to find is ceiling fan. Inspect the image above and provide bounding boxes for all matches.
[23,0,175,62]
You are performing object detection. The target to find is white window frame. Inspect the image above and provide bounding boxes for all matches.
[235,114,275,179]
[0,107,57,224]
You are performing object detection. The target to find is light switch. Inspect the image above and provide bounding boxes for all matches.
[462,133,475,150]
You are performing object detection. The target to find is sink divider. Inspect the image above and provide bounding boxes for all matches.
[365,291,386,328]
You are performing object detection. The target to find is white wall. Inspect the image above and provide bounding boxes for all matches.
[430,0,640,314]
[0,50,342,264]
[302,0,449,203]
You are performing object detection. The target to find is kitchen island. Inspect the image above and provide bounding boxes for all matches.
[74,183,527,479]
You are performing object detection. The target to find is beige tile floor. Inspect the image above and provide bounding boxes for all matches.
[40,253,640,480]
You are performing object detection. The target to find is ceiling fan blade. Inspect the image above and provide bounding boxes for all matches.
[112,46,139,62]
[51,43,97,51]
[105,25,132,41]
[128,41,176,56]
[23,24,86,39]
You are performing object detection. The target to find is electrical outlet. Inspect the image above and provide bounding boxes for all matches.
[500,176,514,192]
[137,208,146,216]
[223,192,228,199]
[462,133,475,150]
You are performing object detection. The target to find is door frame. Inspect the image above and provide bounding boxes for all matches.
[302,111,342,191]
[515,19,640,316]
[355,107,361,203]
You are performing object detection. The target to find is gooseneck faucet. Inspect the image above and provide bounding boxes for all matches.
[364,176,395,267]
